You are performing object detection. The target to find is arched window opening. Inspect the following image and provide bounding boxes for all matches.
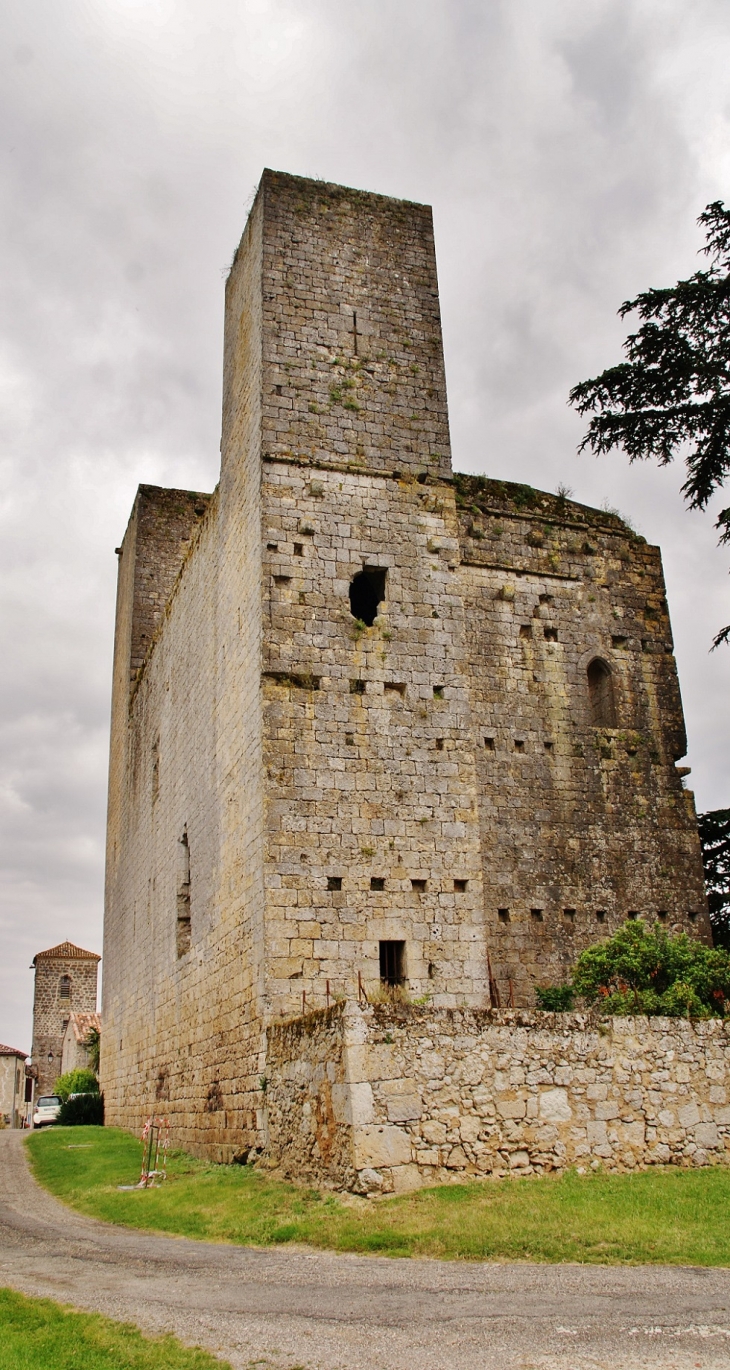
[349,567,387,626]
[58,975,71,1001]
[587,658,617,728]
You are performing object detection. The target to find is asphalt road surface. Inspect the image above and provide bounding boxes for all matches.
[1,1131,729,1369]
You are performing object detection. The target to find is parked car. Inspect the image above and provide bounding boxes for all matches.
[33,1095,61,1127]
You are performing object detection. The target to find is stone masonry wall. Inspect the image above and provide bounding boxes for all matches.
[32,954,99,1097]
[264,1001,730,1194]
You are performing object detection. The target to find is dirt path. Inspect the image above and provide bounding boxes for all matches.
[1,1131,730,1369]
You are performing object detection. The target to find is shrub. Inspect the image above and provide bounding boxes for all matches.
[58,1093,104,1126]
[535,985,575,1011]
[54,1068,99,1103]
[539,920,730,1018]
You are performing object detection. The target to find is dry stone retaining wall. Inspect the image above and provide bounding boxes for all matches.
[264,1001,730,1193]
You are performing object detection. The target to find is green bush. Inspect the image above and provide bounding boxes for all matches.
[53,1069,99,1103]
[535,985,575,1011]
[57,1093,104,1126]
[538,920,730,1018]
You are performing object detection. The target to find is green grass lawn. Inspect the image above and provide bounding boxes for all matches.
[26,1125,730,1266]
[0,1287,232,1370]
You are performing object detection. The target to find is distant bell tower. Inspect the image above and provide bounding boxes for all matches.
[31,942,100,1096]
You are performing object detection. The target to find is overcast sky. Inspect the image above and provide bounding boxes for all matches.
[2,0,729,1054]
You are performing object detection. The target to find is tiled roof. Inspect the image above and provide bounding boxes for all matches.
[32,941,101,965]
[65,1011,101,1043]
[0,1044,27,1058]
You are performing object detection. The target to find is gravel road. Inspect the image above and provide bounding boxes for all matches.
[1,1130,729,1369]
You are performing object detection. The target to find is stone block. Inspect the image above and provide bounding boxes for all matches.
[677,1101,701,1129]
[353,1125,412,1169]
[539,1088,572,1122]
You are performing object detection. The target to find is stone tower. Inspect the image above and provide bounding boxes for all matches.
[101,170,709,1162]
[31,942,100,1096]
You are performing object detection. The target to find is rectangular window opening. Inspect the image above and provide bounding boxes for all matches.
[514,739,525,752]
[657,910,668,922]
[433,685,444,698]
[563,908,576,923]
[177,829,191,957]
[544,740,554,752]
[436,737,444,750]
[379,940,405,987]
[627,910,639,921]
[595,910,607,923]
[327,876,342,891]
[498,908,510,923]
[544,627,558,642]
[370,876,385,891]
[454,878,468,892]
[484,736,495,750]
[411,878,427,892]
[530,908,543,922]
[350,679,366,694]
[294,543,304,556]
[384,681,406,696]
[519,624,532,639]
[688,910,698,923]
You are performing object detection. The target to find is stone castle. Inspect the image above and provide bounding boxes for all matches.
[101,170,711,1174]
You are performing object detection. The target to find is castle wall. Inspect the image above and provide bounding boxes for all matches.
[101,169,711,1164]
[454,476,710,1005]
[265,1002,730,1193]
[101,188,267,1159]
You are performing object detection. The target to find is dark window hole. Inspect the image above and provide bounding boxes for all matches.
[563,908,576,923]
[411,878,427,892]
[349,567,387,626]
[433,685,444,698]
[436,738,444,751]
[273,575,291,586]
[595,910,607,923]
[627,910,639,921]
[345,733,355,745]
[498,908,510,923]
[384,681,406,696]
[544,627,558,642]
[370,877,385,891]
[657,910,668,921]
[519,625,532,639]
[514,739,525,752]
[587,658,617,728]
[294,543,304,556]
[267,542,278,551]
[380,940,405,986]
[484,737,495,750]
[544,740,554,752]
[350,679,366,694]
[454,879,468,892]
[531,908,543,922]
[688,910,698,923]
[327,876,342,891]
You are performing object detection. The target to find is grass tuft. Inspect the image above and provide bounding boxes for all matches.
[26,1126,730,1266]
[0,1287,232,1370]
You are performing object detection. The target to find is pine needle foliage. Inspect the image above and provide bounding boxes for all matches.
[569,202,730,647]
[698,807,730,948]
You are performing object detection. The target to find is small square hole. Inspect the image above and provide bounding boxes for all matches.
[531,908,543,922]
[345,733,355,745]
[657,910,668,922]
[612,635,628,648]
[370,877,385,891]
[350,679,365,694]
[411,878,427,892]
[294,542,304,556]
[514,739,525,752]
[544,740,554,752]
[627,910,639,921]
[544,627,558,642]
[595,910,606,923]
[436,738,444,751]
[563,908,576,923]
[266,542,278,551]
[519,624,532,639]
[498,908,510,923]
[688,910,698,923]
[454,878,468,892]
[327,876,342,891]
[273,574,291,585]
[433,685,444,698]
[484,737,495,750]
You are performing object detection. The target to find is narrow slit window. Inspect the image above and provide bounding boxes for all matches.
[587,658,617,727]
[349,567,387,626]
[379,940,405,986]
[176,829,191,957]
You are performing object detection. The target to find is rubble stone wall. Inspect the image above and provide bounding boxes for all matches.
[264,1002,730,1193]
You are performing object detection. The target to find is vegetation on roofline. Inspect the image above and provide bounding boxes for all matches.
[535,920,730,1018]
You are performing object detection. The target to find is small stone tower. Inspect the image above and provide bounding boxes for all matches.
[31,942,100,1096]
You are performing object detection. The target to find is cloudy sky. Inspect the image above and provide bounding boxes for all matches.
[2,0,730,1054]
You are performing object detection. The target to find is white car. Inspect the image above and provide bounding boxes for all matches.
[33,1095,61,1127]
